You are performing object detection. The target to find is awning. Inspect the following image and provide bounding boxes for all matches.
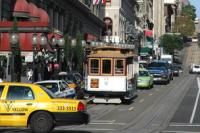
[140,47,150,56]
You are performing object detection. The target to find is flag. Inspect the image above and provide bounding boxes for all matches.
[102,0,106,4]
[93,0,107,5]
[93,0,98,5]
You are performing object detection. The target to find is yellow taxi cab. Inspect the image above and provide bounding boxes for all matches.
[0,82,89,133]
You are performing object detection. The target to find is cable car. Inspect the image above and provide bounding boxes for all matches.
[84,43,139,103]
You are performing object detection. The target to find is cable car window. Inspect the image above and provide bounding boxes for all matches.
[115,59,124,75]
[90,59,100,74]
[102,59,112,75]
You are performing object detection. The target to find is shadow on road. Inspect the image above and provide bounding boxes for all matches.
[52,130,91,133]
[0,129,91,133]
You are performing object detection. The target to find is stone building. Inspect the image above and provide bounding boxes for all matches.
[99,0,140,44]
[0,0,105,79]
[153,0,165,39]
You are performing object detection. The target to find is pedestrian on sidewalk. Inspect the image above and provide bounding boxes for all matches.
[27,68,33,82]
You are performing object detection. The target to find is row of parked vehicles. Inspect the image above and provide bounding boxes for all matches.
[138,59,183,89]
[0,43,184,133]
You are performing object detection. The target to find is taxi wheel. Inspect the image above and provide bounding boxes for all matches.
[30,111,53,133]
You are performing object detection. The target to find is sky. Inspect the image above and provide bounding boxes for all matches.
[189,0,200,18]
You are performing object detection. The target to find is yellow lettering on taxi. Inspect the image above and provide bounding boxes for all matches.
[12,108,28,112]
[57,106,76,111]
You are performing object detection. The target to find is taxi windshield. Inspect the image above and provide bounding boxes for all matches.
[40,86,57,99]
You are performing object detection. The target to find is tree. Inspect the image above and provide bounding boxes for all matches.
[63,34,71,71]
[173,15,195,36]
[182,4,196,21]
[74,32,84,74]
[160,34,183,54]
[173,4,196,36]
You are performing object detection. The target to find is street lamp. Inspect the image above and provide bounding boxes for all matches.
[57,38,65,72]
[49,36,65,78]
[9,32,19,82]
[70,39,76,71]
[31,33,48,81]
[40,34,48,47]
[32,33,38,82]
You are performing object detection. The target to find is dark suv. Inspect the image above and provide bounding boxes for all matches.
[147,60,173,84]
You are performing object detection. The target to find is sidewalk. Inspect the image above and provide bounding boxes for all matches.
[5,75,29,83]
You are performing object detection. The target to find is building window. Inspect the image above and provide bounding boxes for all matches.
[101,58,112,75]
[89,58,100,75]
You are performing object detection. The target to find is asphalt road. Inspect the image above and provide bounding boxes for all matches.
[161,42,200,133]
[0,43,199,133]
[0,74,194,133]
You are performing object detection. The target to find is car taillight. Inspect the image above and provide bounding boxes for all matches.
[77,102,85,111]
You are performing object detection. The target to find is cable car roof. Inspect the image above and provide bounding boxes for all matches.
[87,51,137,58]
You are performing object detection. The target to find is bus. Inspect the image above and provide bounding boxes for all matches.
[84,43,138,103]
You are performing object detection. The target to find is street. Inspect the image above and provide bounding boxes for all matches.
[0,43,198,133]
[0,0,198,133]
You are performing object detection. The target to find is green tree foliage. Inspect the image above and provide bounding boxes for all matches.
[160,34,183,54]
[173,15,195,36]
[173,4,196,36]
[63,34,71,71]
[182,4,196,20]
[74,32,84,73]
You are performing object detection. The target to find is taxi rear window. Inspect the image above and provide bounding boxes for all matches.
[6,86,34,100]
[0,85,4,98]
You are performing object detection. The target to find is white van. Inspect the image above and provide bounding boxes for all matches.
[161,54,173,64]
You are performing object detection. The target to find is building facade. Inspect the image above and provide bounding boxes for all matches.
[36,0,105,41]
[99,0,139,44]
[153,0,165,39]
[0,0,105,79]
[164,0,178,33]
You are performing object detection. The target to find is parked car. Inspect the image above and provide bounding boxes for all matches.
[189,64,200,74]
[0,82,89,133]
[139,60,148,69]
[170,64,182,76]
[35,80,76,98]
[192,36,198,43]
[57,72,85,99]
[147,60,172,84]
[137,68,154,89]
[58,72,83,87]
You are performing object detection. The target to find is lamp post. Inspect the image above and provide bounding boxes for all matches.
[70,39,76,71]
[57,38,65,72]
[9,32,19,82]
[49,36,65,78]
[81,40,86,76]
[31,33,47,81]
[40,34,47,80]
[32,33,38,82]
